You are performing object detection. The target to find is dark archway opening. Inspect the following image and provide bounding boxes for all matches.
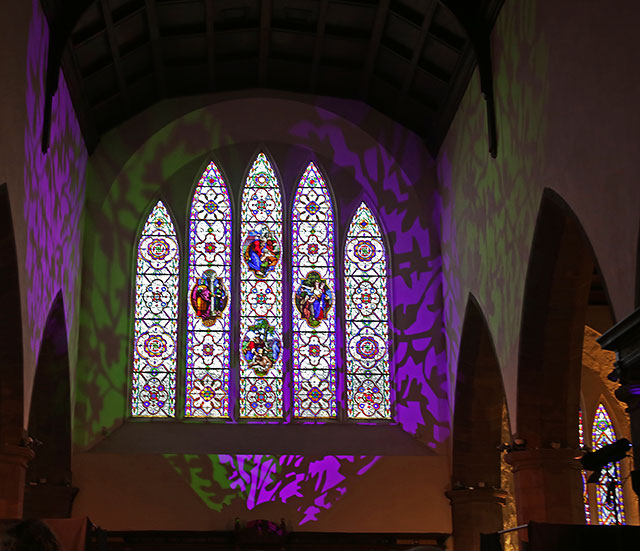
[23,291,76,518]
[511,188,615,525]
[450,294,512,550]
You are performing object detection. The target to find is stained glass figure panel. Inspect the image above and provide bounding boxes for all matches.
[132,201,179,417]
[185,162,232,417]
[344,203,391,419]
[292,162,336,418]
[239,153,283,418]
[592,403,625,525]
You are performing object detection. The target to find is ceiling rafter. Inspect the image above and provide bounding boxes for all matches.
[309,0,329,93]
[144,0,167,98]
[359,0,390,100]
[98,0,131,114]
[60,45,99,151]
[395,0,438,113]
[205,0,216,91]
[259,0,272,87]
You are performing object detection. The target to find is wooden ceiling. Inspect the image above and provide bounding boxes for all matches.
[44,0,504,155]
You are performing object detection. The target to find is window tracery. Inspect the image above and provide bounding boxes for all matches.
[131,155,392,422]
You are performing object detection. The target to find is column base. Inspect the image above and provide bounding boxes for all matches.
[0,444,35,518]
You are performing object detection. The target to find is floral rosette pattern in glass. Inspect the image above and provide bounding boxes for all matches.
[292,162,336,418]
[344,203,391,419]
[186,162,232,417]
[592,404,625,525]
[132,201,179,417]
[239,153,283,417]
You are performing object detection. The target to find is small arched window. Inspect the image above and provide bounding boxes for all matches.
[130,154,392,421]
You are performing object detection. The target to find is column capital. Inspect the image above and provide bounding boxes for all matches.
[0,443,35,466]
[504,447,582,472]
[446,487,508,507]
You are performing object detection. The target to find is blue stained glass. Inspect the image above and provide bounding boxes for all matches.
[185,162,232,417]
[239,153,283,418]
[131,201,179,417]
[292,162,336,418]
[344,203,391,419]
[592,403,625,525]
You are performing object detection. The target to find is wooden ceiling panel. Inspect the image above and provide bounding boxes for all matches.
[161,35,207,66]
[115,10,149,55]
[73,33,112,77]
[83,64,120,105]
[120,43,153,83]
[383,11,419,59]
[321,35,367,67]
[57,0,503,156]
[214,30,259,59]
[325,1,376,39]
[270,30,315,62]
[376,47,409,88]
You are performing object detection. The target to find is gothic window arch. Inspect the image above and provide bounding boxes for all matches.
[129,153,392,422]
[131,200,179,417]
[591,402,625,525]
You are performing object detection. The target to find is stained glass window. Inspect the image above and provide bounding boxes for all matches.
[579,409,591,524]
[292,162,336,418]
[344,202,391,419]
[132,201,179,417]
[185,162,232,417]
[592,403,625,525]
[239,153,283,418]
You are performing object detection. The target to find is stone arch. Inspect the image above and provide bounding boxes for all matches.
[449,293,510,551]
[0,182,31,518]
[23,291,75,518]
[509,188,614,525]
[0,182,24,446]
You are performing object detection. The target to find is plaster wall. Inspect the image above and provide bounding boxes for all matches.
[72,94,447,530]
[0,0,87,428]
[438,0,640,430]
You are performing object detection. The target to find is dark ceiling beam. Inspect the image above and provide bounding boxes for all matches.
[259,0,272,87]
[145,0,167,98]
[42,0,95,152]
[359,0,390,100]
[99,0,132,114]
[205,0,216,91]
[440,0,498,158]
[60,45,99,152]
[309,0,329,93]
[395,0,437,114]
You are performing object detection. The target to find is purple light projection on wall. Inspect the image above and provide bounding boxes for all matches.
[164,453,380,525]
[287,111,448,444]
[24,0,87,366]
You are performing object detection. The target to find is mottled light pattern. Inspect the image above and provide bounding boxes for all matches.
[592,404,625,525]
[291,163,336,417]
[132,201,179,417]
[344,203,391,419]
[239,153,283,417]
[186,162,232,417]
[579,410,591,524]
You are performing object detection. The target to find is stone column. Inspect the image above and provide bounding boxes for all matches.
[504,448,584,525]
[0,443,35,518]
[446,487,507,551]
[598,308,640,498]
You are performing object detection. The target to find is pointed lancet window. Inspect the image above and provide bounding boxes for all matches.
[239,153,283,418]
[292,162,337,417]
[344,203,391,419]
[592,403,625,525]
[185,162,232,417]
[131,200,179,417]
